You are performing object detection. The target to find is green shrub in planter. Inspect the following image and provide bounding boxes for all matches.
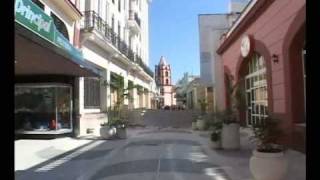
[211,131,220,142]
[249,115,288,180]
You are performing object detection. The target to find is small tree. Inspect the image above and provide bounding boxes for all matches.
[198,98,208,115]
[101,74,139,127]
[224,74,246,124]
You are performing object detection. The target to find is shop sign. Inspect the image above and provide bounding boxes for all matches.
[15,0,55,42]
[54,30,84,61]
[15,0,84,61]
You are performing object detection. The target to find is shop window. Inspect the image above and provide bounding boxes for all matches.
[51,13,69,40]
[32,0,44,10]
[84,77,101,109]
[15,84,72,133]
[245,53,268,126]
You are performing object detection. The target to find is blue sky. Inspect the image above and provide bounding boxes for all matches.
[149,0,229,84]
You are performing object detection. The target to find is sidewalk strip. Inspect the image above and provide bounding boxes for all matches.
[35,141,103,172]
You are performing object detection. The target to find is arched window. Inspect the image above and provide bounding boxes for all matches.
[245,53,268,126]
[51,13,69,40]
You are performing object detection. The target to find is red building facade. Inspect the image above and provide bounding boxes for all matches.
[216,0,305,152]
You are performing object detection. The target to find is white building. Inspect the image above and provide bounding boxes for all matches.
[78,0,155,136]
[175,72,198,106]
[198,0,248,111]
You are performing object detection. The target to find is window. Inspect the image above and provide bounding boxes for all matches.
[15,84,72,132]
[160,88,164,95]
[245,53,268,126]
[118,22,121,39]
[118,0,121,12]
[165,71,168,77]
[51,13,69,40]
[84,78,101,109]
[166,79,169,85]
[111,15,115,32]
[105,3,109,22]
[112,0,115,4]
[32,0,44,10]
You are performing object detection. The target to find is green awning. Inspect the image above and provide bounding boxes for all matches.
[15,0,100,77]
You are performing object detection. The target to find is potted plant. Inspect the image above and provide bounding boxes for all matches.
[196,99,208,130]
[100,74,138,139]
[220,75,246,150]
[99,117,117,139]
[219,109,241,149]
[249,115,288,180]
[209,121,222,149]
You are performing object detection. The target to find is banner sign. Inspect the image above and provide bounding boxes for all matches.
[15,0,84,61]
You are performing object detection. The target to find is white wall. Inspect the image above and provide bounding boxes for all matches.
[199,14,230,87]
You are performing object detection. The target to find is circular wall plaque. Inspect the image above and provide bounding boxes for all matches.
[241,35,251,57]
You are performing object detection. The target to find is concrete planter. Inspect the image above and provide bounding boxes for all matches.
[221,123,240,149]
[192,122,197,130]
[116,128,127,139]
[100,126,117,139]
[210,140,221,149]
[250,150,288,180]
[196,119,206,130]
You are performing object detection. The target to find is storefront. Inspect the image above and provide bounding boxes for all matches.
[15,0,100,137]
[216,0,305,152]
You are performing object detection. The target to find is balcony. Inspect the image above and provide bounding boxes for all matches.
[135,55,154,78]
[127,10,141,35]
[81,11,153,78]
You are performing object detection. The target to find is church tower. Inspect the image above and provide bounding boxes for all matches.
[155,56,176,106]
[155,56,171,86]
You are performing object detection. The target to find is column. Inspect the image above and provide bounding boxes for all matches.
[73,77,81,137]
[123,76,129,105]
[100,70,108,111]
[106,70,111,108]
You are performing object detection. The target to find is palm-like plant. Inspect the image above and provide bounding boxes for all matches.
[198,98,208,115]
[224,74,246,124]
[101,74,139,127]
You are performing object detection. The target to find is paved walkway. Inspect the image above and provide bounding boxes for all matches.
[15,126,306,180]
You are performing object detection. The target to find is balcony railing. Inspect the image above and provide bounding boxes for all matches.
[135,55,154,78]
[81,11,153,78]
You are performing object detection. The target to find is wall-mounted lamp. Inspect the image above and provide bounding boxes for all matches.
[272,54,279,63]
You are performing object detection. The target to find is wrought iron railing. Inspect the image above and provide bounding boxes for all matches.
[81,11,153,77]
